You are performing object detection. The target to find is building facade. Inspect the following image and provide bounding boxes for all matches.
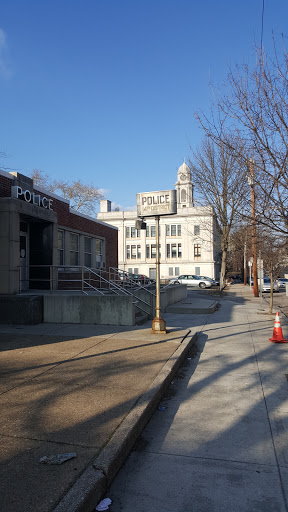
[0,170,118,295]
[98,162,221,280]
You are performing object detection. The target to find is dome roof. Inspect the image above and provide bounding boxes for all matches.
[178,161,190,173]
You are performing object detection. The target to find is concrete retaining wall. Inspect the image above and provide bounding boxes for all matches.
[0,285,186,326]
[43,295,135,325]
[161,284,187,311]
[133,284,187,318]
[0,295,43,324]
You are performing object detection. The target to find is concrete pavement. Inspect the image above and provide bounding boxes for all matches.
[107,285,288,511]
[1,284,288,511]
[0,309,205,512]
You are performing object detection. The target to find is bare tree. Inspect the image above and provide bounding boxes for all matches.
[30,170,104,217]
[196,37,288,235]
[258,229,287,313]
[189,136,248,290]
[30,169,50,188]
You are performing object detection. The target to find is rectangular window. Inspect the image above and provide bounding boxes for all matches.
[166,244,170,258]
[171,243,177,258]
[169,267,173,276]
[126,226,130,238]
[57,230,64,266]
[131,245,136,259]
[137,245,141,259]
[146,225,150,237]
[134,268,138,275]
[171,225,176,236]
[96,239,102,257]
[70,233,79,266]
[95,238,103,268]
[151,244,156,258]
[131,226,136,238]
[194,244,201,257]
[137,229,141,238]
[175,267,180,276]
[194,225,200,235]
[150,225,156,237]
[146,245,150,258]
[195,266,200,276]
[126,245,131,259]
[177,225,181,236]
[128,268,133,274]
[178,244,182,258]
[84,236,92,267]
[166,225,170,236]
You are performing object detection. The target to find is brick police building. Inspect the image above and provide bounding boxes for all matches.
[0,169,118,295]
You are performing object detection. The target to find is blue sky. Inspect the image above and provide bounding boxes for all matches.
[1,0,287,210]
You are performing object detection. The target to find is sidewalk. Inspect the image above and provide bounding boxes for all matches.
[1,285,287,512]
[106,284,288,511]
[0,311,207,512]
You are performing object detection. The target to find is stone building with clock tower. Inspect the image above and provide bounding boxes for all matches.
[98,161,221,281]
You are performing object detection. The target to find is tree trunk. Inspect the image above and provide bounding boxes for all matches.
[220,245,228,291]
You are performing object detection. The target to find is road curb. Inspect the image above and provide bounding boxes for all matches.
[53,331,198,512]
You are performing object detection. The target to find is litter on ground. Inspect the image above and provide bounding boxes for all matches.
[95,497,112,510]
[39,453,77,465]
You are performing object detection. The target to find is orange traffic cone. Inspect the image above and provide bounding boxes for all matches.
[269,312,287,343]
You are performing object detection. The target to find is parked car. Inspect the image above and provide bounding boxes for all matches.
[119,272,155,285]
[169,275,216,289]
[277,278,288,288]
[133,274,155,285]
[261,278,280,293]
[199,276,220,286]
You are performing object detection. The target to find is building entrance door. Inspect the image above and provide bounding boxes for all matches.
[20,232,29,291]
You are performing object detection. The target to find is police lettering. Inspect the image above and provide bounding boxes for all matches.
[12,186,53,210]
[142,194,170,206]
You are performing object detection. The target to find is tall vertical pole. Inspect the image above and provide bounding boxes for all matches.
[152,215,166,333]
[249,158,259,297]
[243,240,247,285]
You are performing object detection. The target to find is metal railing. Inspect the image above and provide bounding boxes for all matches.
[19,265,154,317]
[109,267,156,295]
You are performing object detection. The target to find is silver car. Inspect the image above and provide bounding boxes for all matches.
[277,278,288,288]
[199,275,220,286]
[169,274,214,289]
[261,278,280,293]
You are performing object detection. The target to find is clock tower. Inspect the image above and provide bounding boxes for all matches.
[175,161,194,208]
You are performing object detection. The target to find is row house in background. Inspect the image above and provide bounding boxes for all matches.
[98,162,221,280]
[0,169,118,294]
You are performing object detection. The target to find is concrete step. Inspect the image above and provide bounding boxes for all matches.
[166,298,220,314]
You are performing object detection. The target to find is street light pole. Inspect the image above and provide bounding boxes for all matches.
[249,158,259,297]
[152,215,166,333]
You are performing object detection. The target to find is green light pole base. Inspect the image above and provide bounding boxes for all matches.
[152,316,167,334]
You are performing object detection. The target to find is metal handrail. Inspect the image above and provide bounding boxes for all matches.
[109,267,156,296]
[84,267,151,313]
[19,264,152,317]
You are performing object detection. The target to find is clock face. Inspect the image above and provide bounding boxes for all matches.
[180,174,186,181]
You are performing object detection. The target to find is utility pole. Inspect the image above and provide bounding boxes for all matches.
[243,240,247,285]
[248,159,259,297]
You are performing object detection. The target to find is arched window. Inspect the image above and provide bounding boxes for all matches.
[181,189,186,203]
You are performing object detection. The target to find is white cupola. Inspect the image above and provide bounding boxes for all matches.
[175,160,194,208]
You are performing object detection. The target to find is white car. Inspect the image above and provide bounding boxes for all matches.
[277,278,288,288]
[199,275,220,286]
[261,278,280,293]
[169,274,215,289]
